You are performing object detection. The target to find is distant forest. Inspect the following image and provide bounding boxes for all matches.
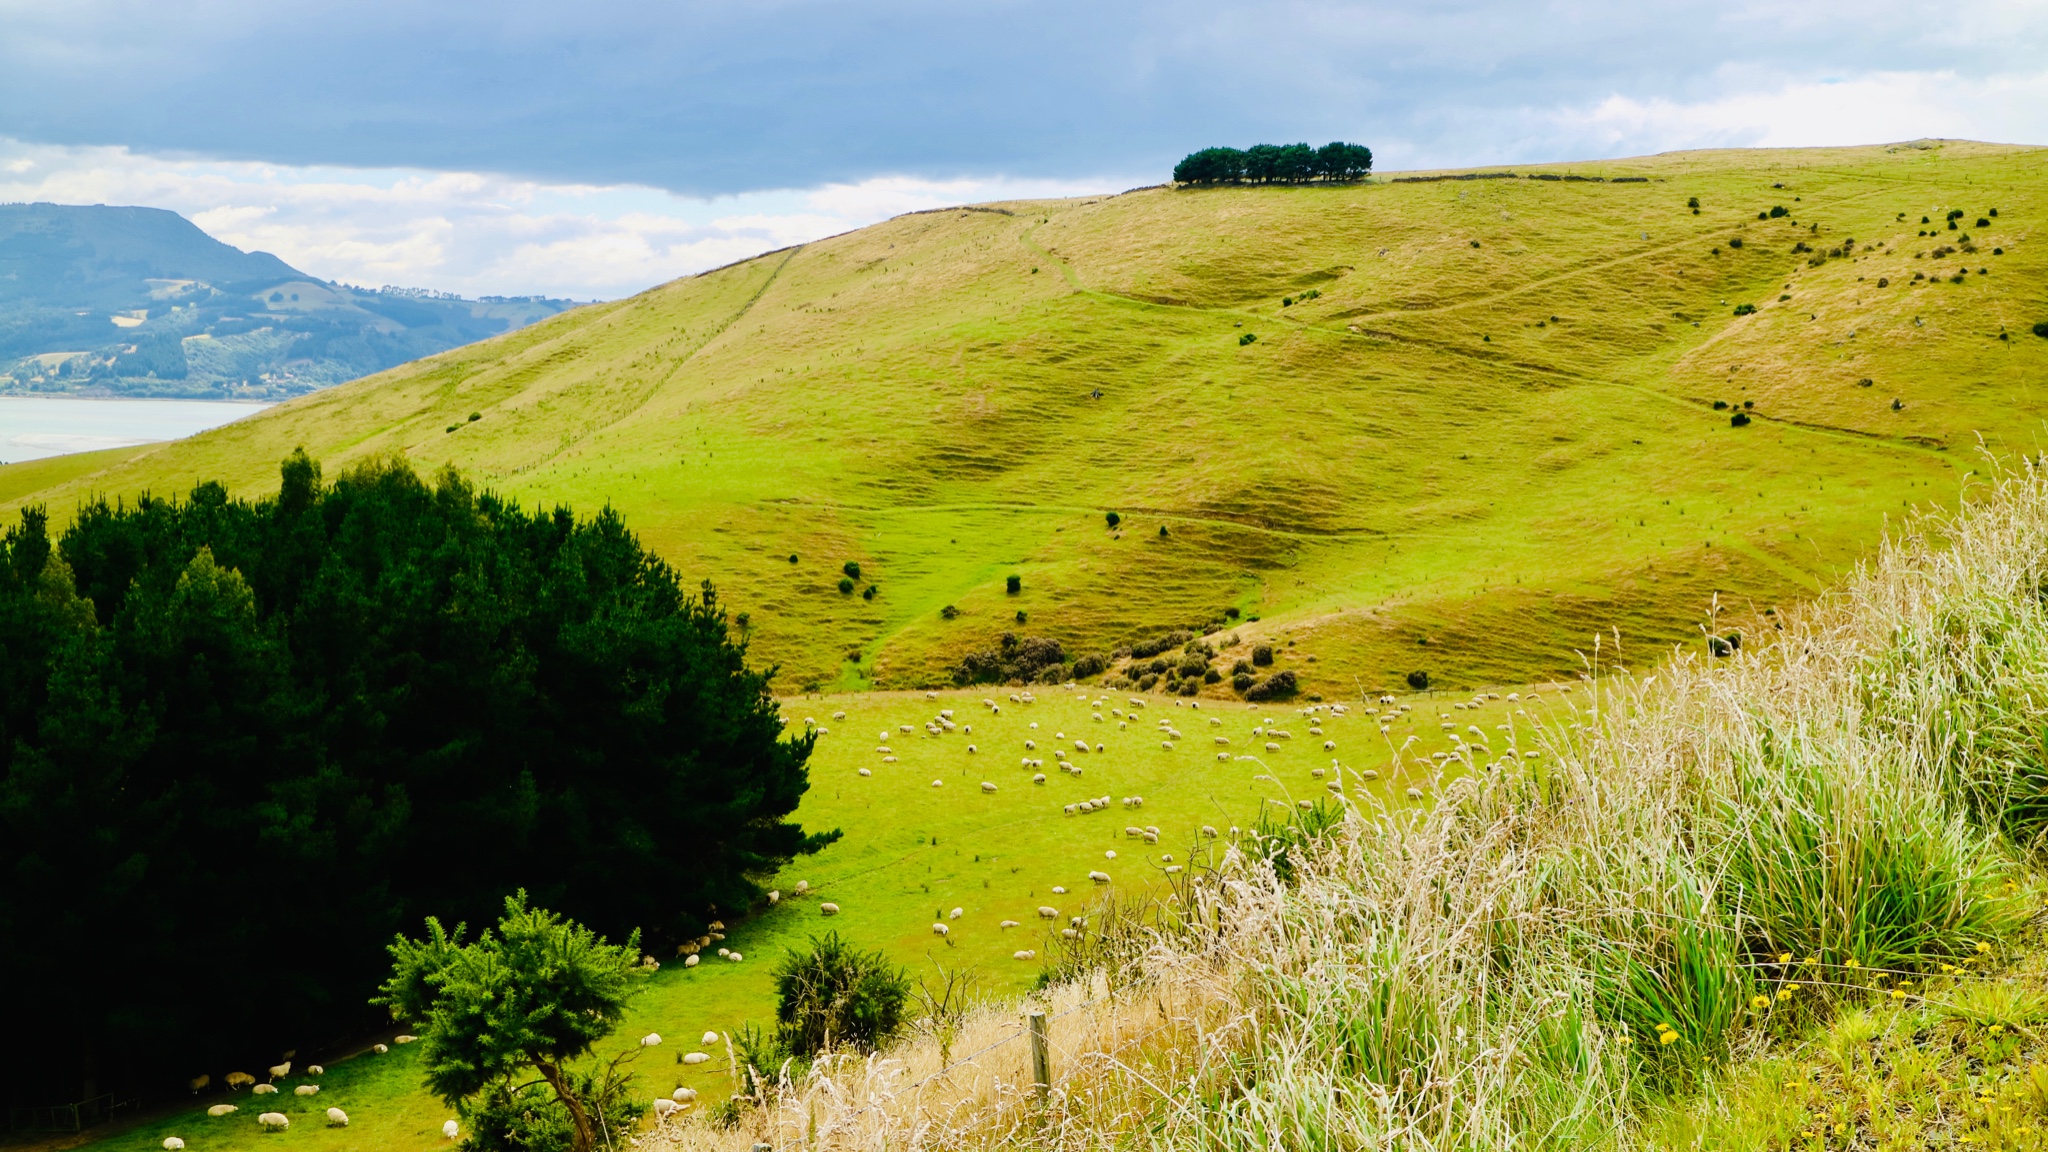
[1173,142,1373,185]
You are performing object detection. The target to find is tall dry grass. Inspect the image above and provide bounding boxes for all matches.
[648,464,2048,1151]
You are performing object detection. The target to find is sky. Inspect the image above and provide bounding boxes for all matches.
[2,0,2043,299]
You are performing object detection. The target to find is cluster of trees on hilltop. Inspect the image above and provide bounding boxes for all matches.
[0,452,836,1105]
[1173,142,1374,185]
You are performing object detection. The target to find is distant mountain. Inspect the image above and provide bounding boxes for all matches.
[0,203,579,399]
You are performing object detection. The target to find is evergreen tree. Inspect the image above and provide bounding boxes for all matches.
[0,452,836,1104]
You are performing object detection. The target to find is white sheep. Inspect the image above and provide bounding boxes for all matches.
[820,902,840,915]
[795,880,809,893]
[306,1065,323,1076]
[294,1084,319,1096]
[164,1138,186,1150]
[949,906,964,919]
[1089,870,1111,883]
[931,779,943,787]
[444,1118,460,1139]
[187,1074,209,1093]
[684,954,700,967]
[1216,752,1230,761]
[1038,905,1059,918]
[251,1084,278,1096]
[729,952,744,962]
[373,1044,389,1054]
[968,744,977,753]
[1051,885,1067,894]
[326,1107,349,1127]
[258,1112,289,1131]
[642,1032,663,1047]
[701,1031,719,1044]
[225,1071,255,1090]
[833,710,846,720]
[768,890,779,904]
[1265,742,1280,752]
[653,1098,682,1118]
[207,1104,237,1117]
[1034,773,1046,783]
[981,781,997,793]
[1105,849,1117,859]
[858,768,872,777]
[395,1035,418,1045]
[673,1086,700,1103]
[683,1052,711,1065]
[268,1061,291,1080]
[932,923,949,936]
[1000,919,1019,929]
[1014,949,1037,960]
[1202,825,1218,838]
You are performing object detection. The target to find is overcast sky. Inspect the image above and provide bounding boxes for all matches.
[3,0,2043,298]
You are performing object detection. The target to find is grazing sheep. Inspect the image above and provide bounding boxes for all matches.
[728,952,744,962]
[1033,773,1047,784]
[702,1031,720,1045]
[1216,752,1230,762]
[267,1062,291,1080]
[1406,787,1425,800]
[1089,870,1111,883]
[1265,742,1280,752]
[1061,928,1080,940]
[1124,825,1141,837]
[208,1104,238,1117]
[252,1084,278,1096]
[1142,831,1159,844]
[718,947,730,957]
[932,922,949,936]
[1052,885,1068,894]
[768,890,779,904]
[981,781,997,793]
[1202,825,1218,838]
[931,779,943,787]
[684,954,700,967]
[1324,740,1336,750]
[684,1052,711,1065]
[1161,741,1173,751]
[294,1085,319,1096]
[1038,905,1059,918]
[444,1119,461,1139]
[673,1087,700,1103]
[642,1033,663,1047]
[653,1098,681,1118]
[373,1044,389,1054]
[1105,850,1117,859]
[884,756,898,763]
[1063,804,1076,815]
[326,1108,349,1127]
[1000,919,1020,929]
[858,768,872,776]
[949,906,964,920]
[165,1138,186,1150]
[820,902,840,915]
[306,1065,323,1076]
[1014,950,1037,960]
[968,744,977,753]
[1166,865,1183,874]
[1214,736,1229,745]
[833,711,846,720]
[1363,769,1380,780]
[395,1035,418,1045]
[258,1112,289,1131]
[795,880,809,894]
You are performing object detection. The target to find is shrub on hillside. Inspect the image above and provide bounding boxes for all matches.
[839,577,855,594]
[1178,679,1201,696]
[950,633,1066,685]
[1130,630,1195,659]
[1733,303,1756,316]
[1006,574,1022,594]
[1203,668,1223,684]
[2034,321,2048,339]
[772,932,910,1058]
[1139,673,1160,691]
[1232,659,1253,676]
[1232,672,1256,692]
[1407,669,1431,690]
[1243,670,1299,701]
[0,453,837,1102]
[843,560,861,581]
[1105,511,1120,529]
[1070,653,1108,679]
[1727,237,1743,248]
[1252,644,1274,667]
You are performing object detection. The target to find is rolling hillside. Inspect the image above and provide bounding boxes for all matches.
[3,140,2045,695]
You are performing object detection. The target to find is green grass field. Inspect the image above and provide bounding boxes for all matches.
[4,141,2042,698]
[52,680,1564,1151]
[9,138,2048,1149]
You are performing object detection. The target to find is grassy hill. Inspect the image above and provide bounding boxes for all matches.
[3,140,2045,700]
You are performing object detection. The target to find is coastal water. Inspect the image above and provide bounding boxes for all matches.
[0,397,272,464]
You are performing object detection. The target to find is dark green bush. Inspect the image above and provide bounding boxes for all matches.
[1730,412,1751,427]
[843,560,861,581]
[788,553,799,563]
[1252,644,1274,667]
[1139,673,1160,691]
[1712,400,1728,410]
[1014,609,1026,623]
[1130,630,1194,659]
[1232,659,1252,676]
[1243,670,1298,702]
[1070,653,1107,678]
[1733,303,1756,316]
[1687,196,1700,209]
[838,577,855,594]
[2033,321,2048,339]
[941,605,960,619]
[1232,672,1256,692]
[1006,574,1021,594]
[1239,333,1257,346]
[1727,237,1743,249]
[773,932,910,1057]
[1105,511,1120,529]
[1407,670,1431,690]
[1768,205,1788,218]
[1203,668,1223,684]
[863,585,878,601]
[1178,678,1200,696]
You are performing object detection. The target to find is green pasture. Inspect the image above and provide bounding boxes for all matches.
[60,681,1564,1151]
[3,142,2041,697]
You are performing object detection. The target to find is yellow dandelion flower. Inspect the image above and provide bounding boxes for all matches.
[1978,942,1993,954]
[1751,995,1770,1010]
[1892,989,1907,1000]
[1777,952,1792,964]
[1989,1024,2005,1035]
[1802,955,1818,965]
[1943,964,1958,974]
[1659,1030,1679,1045]
[1845,958,1860,969]
[1778,988,1793,1001]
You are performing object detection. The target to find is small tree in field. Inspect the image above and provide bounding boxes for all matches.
[773,932,911,1057]
[376,893,647,1152]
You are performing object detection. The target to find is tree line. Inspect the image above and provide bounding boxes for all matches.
[1173,141,1374,185]
[0,452,835,1105]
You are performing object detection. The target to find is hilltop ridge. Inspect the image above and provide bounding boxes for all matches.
[2,140,2044,696]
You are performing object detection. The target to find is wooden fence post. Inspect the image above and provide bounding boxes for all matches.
[1027,1009,1050,1112]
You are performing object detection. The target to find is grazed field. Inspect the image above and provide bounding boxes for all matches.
[4,141,2041,698]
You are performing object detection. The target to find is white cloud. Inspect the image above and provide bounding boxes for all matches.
[1550,69,2048,156]
[0,138,1131,300]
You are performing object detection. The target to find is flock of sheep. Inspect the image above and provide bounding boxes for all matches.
[165,1040,460,1145]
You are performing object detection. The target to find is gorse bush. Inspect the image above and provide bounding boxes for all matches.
[772,932,911,1058]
